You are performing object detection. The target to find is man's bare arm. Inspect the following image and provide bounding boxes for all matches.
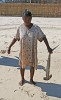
[43,36,52,53]
[39,36,52,53]
[8,38,17,54]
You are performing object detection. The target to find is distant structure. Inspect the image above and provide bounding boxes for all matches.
[0,0,3,3]
[0,0,61,17]
[1,0,61,3]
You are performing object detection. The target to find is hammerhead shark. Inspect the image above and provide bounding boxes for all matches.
[44,45,59,80]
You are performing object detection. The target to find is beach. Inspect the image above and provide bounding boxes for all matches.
[0,17,61,100]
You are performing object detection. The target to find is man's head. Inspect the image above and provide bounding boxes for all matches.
[22,9,32,26]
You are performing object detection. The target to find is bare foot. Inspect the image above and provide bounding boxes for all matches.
[19,80,25,86]
[30,79,36,85]
[43,74,52,80]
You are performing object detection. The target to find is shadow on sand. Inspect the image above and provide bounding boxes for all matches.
[0,56,45,70]
[0,56,61,98]
[36,82,61,98]
[0,56,19,67]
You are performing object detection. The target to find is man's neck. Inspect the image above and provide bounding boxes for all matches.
[25,23,33,29]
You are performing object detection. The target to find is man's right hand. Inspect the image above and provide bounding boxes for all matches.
[48,47,53,54]
[7,47,11,54]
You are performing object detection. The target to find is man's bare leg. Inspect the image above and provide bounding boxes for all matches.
[30,66,36,85]
[19,67,25,86]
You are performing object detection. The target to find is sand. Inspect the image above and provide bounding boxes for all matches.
[0,17,61,100]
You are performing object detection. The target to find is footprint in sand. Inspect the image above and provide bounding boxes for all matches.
[0,98,4,100]
[0,50,6,54]
[0,82,3,84]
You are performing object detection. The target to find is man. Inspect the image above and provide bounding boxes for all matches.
[8,10,52,86]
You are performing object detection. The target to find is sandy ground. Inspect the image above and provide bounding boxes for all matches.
[0,17,61,100]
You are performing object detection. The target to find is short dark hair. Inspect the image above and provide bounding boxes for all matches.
[22,9,32,17]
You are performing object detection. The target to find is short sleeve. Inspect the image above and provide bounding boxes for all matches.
[37,26,46,41]
[14,28,20,41]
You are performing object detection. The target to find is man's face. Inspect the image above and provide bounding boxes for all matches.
[22,16,32,26]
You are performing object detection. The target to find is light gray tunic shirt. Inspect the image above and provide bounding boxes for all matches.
[15,23,45,69]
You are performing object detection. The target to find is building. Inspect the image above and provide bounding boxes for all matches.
[4,0,61,3]
[0,0,5,3]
